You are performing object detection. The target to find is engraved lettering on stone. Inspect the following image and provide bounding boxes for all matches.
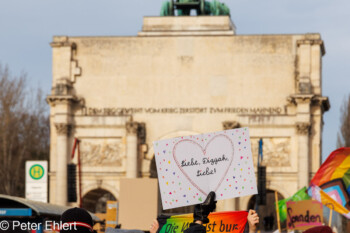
[81,106,285,116]
[248,115,272,124]
[251,138,291,167]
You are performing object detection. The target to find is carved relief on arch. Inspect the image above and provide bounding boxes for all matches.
[251,137,291,167]
[80,139,125,166]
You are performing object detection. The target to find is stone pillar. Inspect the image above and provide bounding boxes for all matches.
[288,95,313,189]
[126,121,139,178]
[55,123,71,206]
[296,122,311,189]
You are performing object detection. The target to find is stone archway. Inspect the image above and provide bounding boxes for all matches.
[82,188,117,213]
[247,190,284,232]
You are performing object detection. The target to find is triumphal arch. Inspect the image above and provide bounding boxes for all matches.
[47,14,329,220]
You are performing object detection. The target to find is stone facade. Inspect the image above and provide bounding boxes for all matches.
[47,16,329,212]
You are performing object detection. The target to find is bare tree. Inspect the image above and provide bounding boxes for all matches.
[337,95,350,148]
[0,63,49,196]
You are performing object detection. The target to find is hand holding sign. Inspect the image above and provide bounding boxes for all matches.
[150,219,159,233]
[154,128,257,209]
[194,191,217,224]
[247,210,259,233]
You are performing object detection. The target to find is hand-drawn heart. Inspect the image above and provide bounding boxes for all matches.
[173,134,234,196]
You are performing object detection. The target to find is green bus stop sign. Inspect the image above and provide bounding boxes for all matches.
[29,164,45,180]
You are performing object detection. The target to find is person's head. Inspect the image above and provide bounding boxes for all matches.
[60,207,93,233]
[303,226,332,233]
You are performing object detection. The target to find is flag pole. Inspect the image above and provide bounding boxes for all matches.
[327,203,334,227]
[274,191,281,232]
[329,208,333,227]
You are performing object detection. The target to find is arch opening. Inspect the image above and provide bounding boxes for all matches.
[82,188,116,213]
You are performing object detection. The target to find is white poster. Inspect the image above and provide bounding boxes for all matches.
[25,160,48,203]
[153,128,257,209]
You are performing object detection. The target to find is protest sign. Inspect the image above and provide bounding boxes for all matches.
[158,211,248,233]
[153,128,257,209]
[286,200,323,231]
[277,187,310,222]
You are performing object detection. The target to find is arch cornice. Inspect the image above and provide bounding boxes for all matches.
[82,182,119,200]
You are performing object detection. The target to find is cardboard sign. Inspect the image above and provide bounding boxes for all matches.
[286,200,323,231]
[158,211,248,233]
[153,128,257,209]
[119,178,158,230]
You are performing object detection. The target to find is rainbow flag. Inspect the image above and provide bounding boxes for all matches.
[157,211,248,233]
[308,147,350,219]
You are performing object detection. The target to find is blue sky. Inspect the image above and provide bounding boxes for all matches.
[1,0,349,161]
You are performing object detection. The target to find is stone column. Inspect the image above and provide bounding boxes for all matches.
[55,123,71,206]
[126,121,138,178]
[296,122,311,189]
